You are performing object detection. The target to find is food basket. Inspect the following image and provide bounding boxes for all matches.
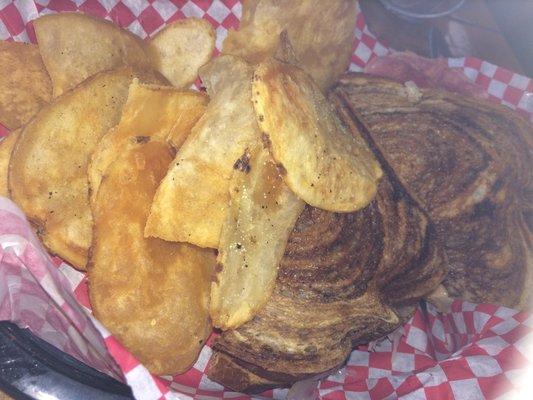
[0,1,532,399]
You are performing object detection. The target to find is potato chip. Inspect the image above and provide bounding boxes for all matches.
[9,67,161,269]
[88,80,208,204]
[211,145,304,329]
[0,41,52,129]
[34,13,152,97]
[223,0,291,64]
[89,138,215,375]
[0,129,20,197]
[252,59,382,212]
[222,0,357,91]
[146,55,260,248]
[148,18,215,88]
[273,30,299,65]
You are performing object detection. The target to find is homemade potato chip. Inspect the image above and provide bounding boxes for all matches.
[223,0,293,64]
[89,138,215,375]
[146,55,260,248]
[273,30,299,65]
[9,68,161,269]
[222,0,357,91]
[211,145,304,330]
[252,59,382,212]
[34,13,152,97]
[88,80,208,204]
[0,130,20,197]
[148,18,215,88]
[0,41,52,129]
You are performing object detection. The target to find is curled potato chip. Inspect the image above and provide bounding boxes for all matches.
[0,41,52,129]
[88,80,208,204]
[9,68,161,269]
[252,59,382,212]
[222,0,357,91]
[146,55,260,248]
[223,0,295,64]
[148,18,215,88]
[0,129,20,197]
[34,13,152,97]
[211,144,304,329]
[89,138,215,375]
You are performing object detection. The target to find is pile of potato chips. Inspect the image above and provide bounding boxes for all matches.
[0,0,381,376]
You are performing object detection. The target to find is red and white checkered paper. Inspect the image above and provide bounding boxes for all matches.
[1,1,532,399]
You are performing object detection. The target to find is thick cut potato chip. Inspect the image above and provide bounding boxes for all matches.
[252,60,382,212]
[9,68,161,269]
[222,0,357,91]
[34,13,152,97]
[88,80,208,204]
[148,18,215,88]
[273,30,299,65]
[89,139,215,375]
[0,130,20,197]
[146,55,260,248]
[211,145,304,330]
[0,41,52,129]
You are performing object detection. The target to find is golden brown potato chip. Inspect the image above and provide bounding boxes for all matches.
[146,55,260,248]
[222,0,357,91]
[0,129,20,197]
[0,41,52,129]
[89,138,215,375]
[9,68,161,269]
[88,80,208,204]
[211,145,304,329]
[252,59,382,212]
[148,18,215,88]
[34,13,152,97]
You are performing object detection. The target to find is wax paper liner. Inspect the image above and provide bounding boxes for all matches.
[1,1,532,399]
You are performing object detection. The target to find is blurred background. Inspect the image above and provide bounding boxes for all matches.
[361,0,533,77]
